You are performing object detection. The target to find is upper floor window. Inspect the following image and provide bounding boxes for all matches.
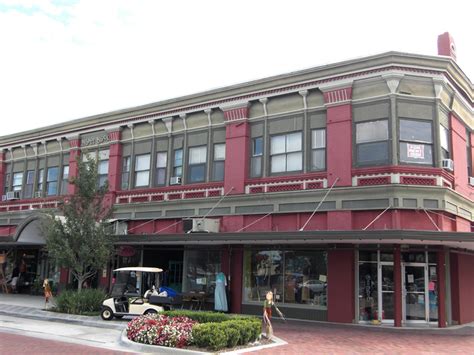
[270,132,302,173]
[97,150,109,188]
[212,144,225,181]
[188,146,207,183]
[46,167,59,196]
[3,173,10,194]
[155,152,167,186]
[250,137,263,177]
[61,166,69,195]
[356,119,389,166]
[134,154,150,188]
[24,170,35,198]
[467,129,472,177]
[173,149,183,178]
[399,119,433,165]
[121,157,131,190]
[37,169,44,193]
[311,129,326,171]
[440,124,450,160]
[12,172,23,192]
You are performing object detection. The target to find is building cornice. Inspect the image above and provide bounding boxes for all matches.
[1,52,472,149]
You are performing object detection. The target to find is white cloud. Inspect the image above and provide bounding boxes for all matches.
[0,0,472,137]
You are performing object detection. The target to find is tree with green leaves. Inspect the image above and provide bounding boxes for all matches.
[42,157,114,291]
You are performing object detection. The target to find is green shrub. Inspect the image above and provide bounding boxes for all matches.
[192,323,227,351]
[163,310,230,323]
[222,323,240,348]
[54,289,106,315]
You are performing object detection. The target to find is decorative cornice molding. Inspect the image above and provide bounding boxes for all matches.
[382,73,404,94]
[220,101,250,122]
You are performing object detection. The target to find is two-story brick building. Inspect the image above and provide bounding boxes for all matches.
[0,33,472,327]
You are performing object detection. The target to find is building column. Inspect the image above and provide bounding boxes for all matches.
[0,151,5,195]
[221,102,250,195]
[450,114,468,192]
[107,129,122,193]
[327,249,354,323]
[437,250,447,328]
[229,247,243,314]
[67,136,81,195]
[394,247,402,327]
[321,86,353,187]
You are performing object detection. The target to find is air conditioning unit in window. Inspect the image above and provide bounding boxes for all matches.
[6,191,20,200]
[183,218,220,233]
[469,176,474,187]
[442,159,454,172]
[34,191,43,198]
[170,176,182,185]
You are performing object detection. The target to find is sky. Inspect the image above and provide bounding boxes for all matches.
[0,0,472,137]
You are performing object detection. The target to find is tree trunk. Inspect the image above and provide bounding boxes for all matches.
[77,276,83,291]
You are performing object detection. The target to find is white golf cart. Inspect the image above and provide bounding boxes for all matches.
[101,267,165,320]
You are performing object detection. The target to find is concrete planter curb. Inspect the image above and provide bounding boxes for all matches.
[119,329,287,354]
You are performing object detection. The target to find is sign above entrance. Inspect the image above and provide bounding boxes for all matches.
[117,246,136,257]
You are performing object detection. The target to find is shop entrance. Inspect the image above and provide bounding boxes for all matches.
[358,251,394,324]
[143,248,184,292]
[402,263,438,324]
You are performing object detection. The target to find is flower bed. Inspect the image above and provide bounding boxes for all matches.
[127,314,196,348]
[126,311,262,351]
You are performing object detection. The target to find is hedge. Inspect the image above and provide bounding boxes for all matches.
[160,310,261,351]
[54,289,106,315]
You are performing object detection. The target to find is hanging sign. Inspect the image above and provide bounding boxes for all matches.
[407,144,424,159]
[117,246,136,257]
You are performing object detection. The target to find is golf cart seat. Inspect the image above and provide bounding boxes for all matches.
[149,294,183,309]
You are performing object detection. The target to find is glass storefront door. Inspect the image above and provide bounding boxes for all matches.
[403,264,428,322]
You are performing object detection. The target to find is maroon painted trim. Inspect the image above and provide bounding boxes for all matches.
[246,172,327,185]
[437,250,447,327]
[116,182,224,197]
[352,165,454,182]
[394,247,402,327]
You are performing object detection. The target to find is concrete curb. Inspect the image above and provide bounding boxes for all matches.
[0,309,125,331]
[119,329,287,354]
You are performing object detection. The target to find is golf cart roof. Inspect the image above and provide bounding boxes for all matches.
[113,267,163,273]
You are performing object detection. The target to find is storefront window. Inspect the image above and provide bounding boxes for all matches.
[243,249,327,309]
[182,249,221,295]
[358,262,378,321]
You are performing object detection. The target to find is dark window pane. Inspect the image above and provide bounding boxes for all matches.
[311,149,325,170]
[400,119,432,143]
[253,137,263,156]
[359,251,377,262]
[212,161,224,181]
[357,141,389,165]
[155,168,166,185]
[400,142,433,165]
[189,165,205,183]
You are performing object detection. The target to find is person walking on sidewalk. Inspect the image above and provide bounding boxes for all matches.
[43,279,52,310]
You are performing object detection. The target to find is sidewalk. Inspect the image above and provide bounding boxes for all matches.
[0,294,126,330]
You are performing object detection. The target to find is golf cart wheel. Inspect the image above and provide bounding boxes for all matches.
[144,309,158,315]
[101,307,114,321]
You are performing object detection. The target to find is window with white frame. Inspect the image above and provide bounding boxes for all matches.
[37,169,44,193]
[98,150,109,188]
[121,157,131,190]
[61,166,69,195]
[24,170,35,198]
[134,154,151,187]
[173,149,183,178]
[155,152,167,186]
[311,129,326,171]
[212,144,225,181]
[440,124,450,160]
[250,137,263,177]
[12,172,23,192]
[356,119,389,166]
[46,167,59,196]
[188,146,207,183]
[270,132,302,173]
[399,119,433,165]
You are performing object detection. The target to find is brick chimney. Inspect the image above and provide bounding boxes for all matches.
[437,32,456,61]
